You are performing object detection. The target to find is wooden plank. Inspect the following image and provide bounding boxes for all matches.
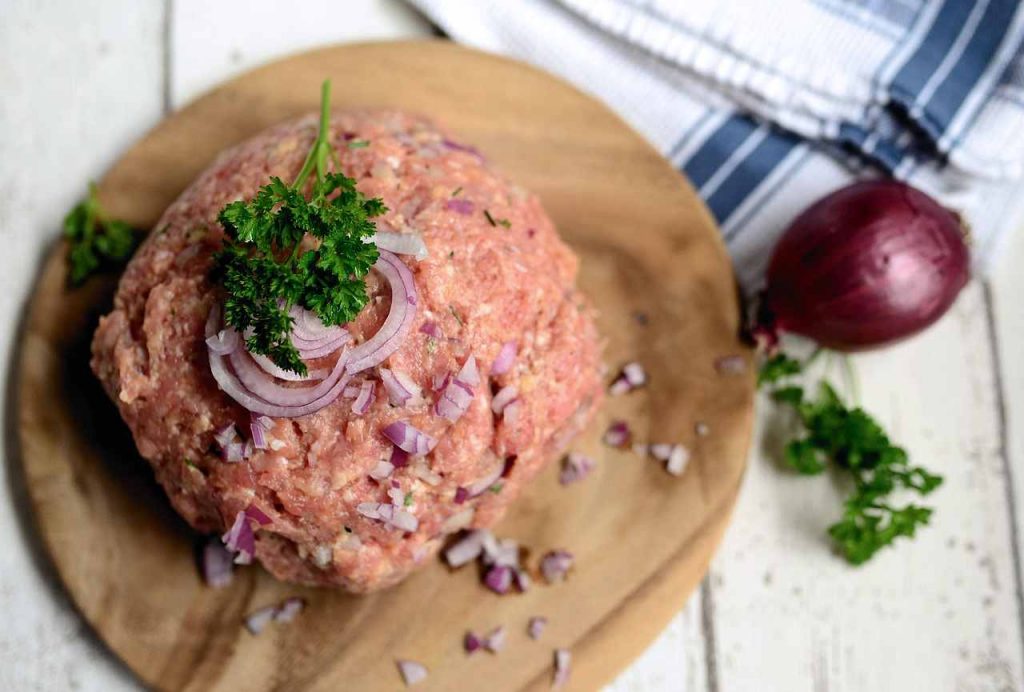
[707,280,1024,691]
[0,2,165,691]
[169,0,433,108]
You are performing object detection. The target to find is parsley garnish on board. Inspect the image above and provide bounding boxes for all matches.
[63,182,138,285]
[760,354,942,565]
[212,80,385,376]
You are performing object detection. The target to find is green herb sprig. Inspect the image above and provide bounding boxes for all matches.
[213,80,386,375]
[760,353,942,565]
[63,182,138,285]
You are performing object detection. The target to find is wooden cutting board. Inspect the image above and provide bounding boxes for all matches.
[16,41,753,691]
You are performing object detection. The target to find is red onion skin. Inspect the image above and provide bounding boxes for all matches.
[763,181,969,351]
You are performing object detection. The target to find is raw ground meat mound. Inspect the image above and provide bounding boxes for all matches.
[91,109,603,592]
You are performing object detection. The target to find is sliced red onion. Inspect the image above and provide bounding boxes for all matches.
[490,341,517,375]
[464,631,482,654]
[390,446,410,468]
[343,386,360,398]
[201,538,234,588]
[540,550,574,583]
[559,452,596,485]
[214,423,238,449]
[454,487,469,504]
[253,414,274,430]
[352,379,376,415]
[346,250,418,374]
[666,445,690,476]
[274,597,306,623]
[222,442,246,463]
[445,198,475,215]
[419,321,443,339]
[396,660,428,687]
[714,354,747,375]
[206,328,239,356]
[527,616,547,640]
[231,347,348,406]
[381,368,422,407]
[370,460,395,481]
[553,649,571,688]
[293,331,352,360]
[503,400,522,426]
[372,231,428,260]
[250,351,326,382]
[244,605,277,635]
[444,530,490,567]
[288,304,342,341]
[483,626,506,652]
[383,421,437,455]
[250,421,267,450]
[490,385,519,415]
[603,420,631,448]
[650,443,673,461]
[207,306,352,418]
[466,461,504,497]
[484,565,512,594]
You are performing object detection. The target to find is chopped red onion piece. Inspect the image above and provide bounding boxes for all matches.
[715,354,747,375]
[483,625,506,652]
[391,508,420,533]
[603,420,631,448]
[352,379,376,415]
[222,510,254,565]
[490,341,517,375]
[444,530,489,567]
[608,377,632,395]
[245,505,272,526]
[358,501,418,532]
[431,371,450,392]
[490,385,519,415]
[502,399,522,426]
[484,538,520,569]
[390,446,410,468]
[243,605,277,635]
[466,461,504,497]
[553,649,571,688]
[512,567,532,592]
[249,421,267,450]
[370,460,394,481]
[388,486,405,506]
[456,355,481,387]
[214,423,238,449]
[484,565,512,594]
[396,660,428,687]
[372,231,428,260]
[445,198,474,215]
[419,321,443,339]
[454,487,469,504]
[650,443,673,461]
[346,251,418,373]
[343,386,360,398]
[381,368,422,407]
[436,379,474,421]
[527,616,547,640]
[222,442,245,463]
[253,414,274,430]
[205,328,239,356]
[383,421,437,455]
[464,631,482,654]
[623,361,646,386]
[559,452,596,485]
[357,502,382,520]
[666,444,690,476]
[540,550,574,583]
[274,597,305,623]
[201,538,234,588]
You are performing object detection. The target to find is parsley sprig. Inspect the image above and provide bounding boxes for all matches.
[760,353,942,565]
[213,80,385,375]
[63,182,138,285]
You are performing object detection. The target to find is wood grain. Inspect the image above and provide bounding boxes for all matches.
[15,41,753,691]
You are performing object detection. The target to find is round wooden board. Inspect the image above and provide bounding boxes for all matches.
[16,41,753,691]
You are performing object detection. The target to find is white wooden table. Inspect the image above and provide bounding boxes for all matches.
[2,1,1022,690]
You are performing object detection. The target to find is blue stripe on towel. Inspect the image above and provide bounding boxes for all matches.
[889,0,975,112]
[682,115,759,190]
[923,0,1019,143]
[680,113,800,225]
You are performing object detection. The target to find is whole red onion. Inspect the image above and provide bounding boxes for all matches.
[761,181,970,351]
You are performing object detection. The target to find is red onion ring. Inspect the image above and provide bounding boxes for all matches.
[352,379,375,415]
[345,250,418,373]
[206,328,239,356]
[249,351,326,382]
[229,347,348,406]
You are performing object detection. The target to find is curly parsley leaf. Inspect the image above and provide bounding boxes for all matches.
[63,182,138,286]
[763,355,942,565]
[757,352,803,387]
[212,80,385,375]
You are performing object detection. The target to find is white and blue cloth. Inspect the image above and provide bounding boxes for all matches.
[407,0,1024,288]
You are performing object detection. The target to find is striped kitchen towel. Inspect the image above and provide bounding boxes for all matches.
[406,0,1024,288]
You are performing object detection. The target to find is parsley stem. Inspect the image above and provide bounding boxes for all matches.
[292,80,334,190]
